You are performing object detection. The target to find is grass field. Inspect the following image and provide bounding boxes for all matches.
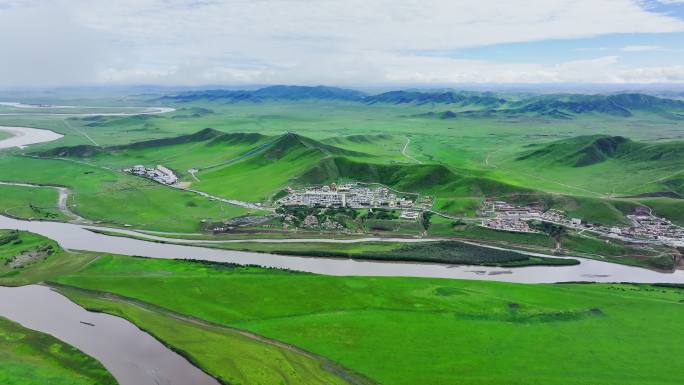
[0,156,259,231]
[1,96,684,252]
[50,254,684,385]
[58,287,371,385]
[2,230,684,385]
[7,98,681,226]
[0,316,117,385]
[0,184,69,221]
[3,90,684,385]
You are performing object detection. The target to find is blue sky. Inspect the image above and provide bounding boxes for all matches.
[1,0,684,87]
[431,32,684,66]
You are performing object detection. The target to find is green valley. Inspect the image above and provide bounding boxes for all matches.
[2,85,684,385]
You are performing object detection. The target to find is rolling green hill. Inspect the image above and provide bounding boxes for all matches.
[517,135,641,167]
[32,128,546,214]
[297,157,529,198]
[194,133,369,200]
[28,124,684,224]
[516,135,684,173]
[504,135,684,224]
[37,128,273,177]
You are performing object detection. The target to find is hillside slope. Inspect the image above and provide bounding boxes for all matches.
[37,128,273,174]
[516,135,684,168]
[194,133,369,200]
[297,157,528,198]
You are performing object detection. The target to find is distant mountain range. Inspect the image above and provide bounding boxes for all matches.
[159,85,366,103]
[417,93,684,120]
[362,90,507,107]
[158,86,684,120]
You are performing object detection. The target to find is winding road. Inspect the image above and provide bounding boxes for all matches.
[402,136,422,164]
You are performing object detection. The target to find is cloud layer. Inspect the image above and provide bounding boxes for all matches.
[1,0,684,86]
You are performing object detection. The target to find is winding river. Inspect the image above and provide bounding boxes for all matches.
[2,214,684,284]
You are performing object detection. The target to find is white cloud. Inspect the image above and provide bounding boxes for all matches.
[621,45,664,51]
[1,0,684,86]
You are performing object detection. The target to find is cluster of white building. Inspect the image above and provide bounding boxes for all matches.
[278,183,415,209]
[478,200,546,233]
[482,218,539,233]
[609,214,684,244]
[124,165,178,185]
[478,199,684,246]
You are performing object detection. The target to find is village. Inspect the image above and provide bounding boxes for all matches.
[478,199,684,246]
[124,164,179,185]
[277,182,427,220]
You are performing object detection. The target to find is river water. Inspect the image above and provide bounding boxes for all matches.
[2,214,684,284]
[0,101,175,149]
[0,285,220,385]
[0,101,175,116]
[0,126,64,149]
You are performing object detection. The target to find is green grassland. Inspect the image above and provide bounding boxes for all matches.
[0,184,69,221]
[46,253,684,385]
[58,287,371,385]
[2,91,684,385]
[1,92,684,241]
[2,230,684,385]
[0,156,258,231]
[6,97,680,226]
[0,316,117,385]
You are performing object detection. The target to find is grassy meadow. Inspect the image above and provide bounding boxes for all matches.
[2,95,683,223]
[1,230,683,385]
[0,184,69,221]
[1,94,683,260]
[2,90,684,385]
[3,98,682,224]
[0,156,259,231]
